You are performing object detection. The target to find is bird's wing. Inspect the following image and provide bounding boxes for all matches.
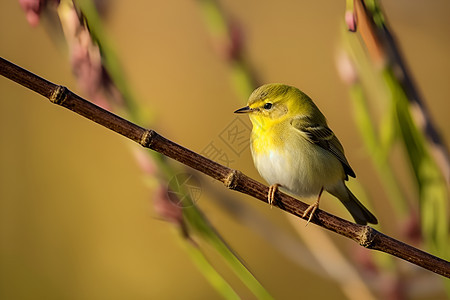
[290,117,356,180]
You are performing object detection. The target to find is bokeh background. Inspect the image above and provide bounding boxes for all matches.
[1,1,449,299]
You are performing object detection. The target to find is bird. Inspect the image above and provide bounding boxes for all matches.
[234,83,377,225]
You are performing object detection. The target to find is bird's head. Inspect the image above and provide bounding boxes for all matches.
[234,83,318,128]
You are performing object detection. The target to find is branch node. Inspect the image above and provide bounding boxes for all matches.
[140,129,156,148]
[49,85,68,105]
[359,225,376,248]
[224,169,241,190]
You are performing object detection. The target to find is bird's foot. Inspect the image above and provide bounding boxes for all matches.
[302,201,319,226]
[267,184,280,208]
[302,187,323,226]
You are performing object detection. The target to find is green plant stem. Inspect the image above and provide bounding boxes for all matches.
[343,29,409,216]
[349,84,408,215]
[184,243,241,300]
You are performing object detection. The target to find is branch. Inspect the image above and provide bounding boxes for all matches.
[1,56,449,278]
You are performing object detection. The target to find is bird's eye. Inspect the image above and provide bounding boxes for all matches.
[263,103,273,110]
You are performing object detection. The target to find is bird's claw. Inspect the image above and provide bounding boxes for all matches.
[267,184,280,208]
[302,202,319,226]
[303,187,323,226]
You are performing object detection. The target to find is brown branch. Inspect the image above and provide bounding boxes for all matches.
[1,56,449,278]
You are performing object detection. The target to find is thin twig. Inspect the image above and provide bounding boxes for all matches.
[1,56,449,278]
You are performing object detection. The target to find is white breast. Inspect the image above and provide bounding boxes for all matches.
[251,133,344,199]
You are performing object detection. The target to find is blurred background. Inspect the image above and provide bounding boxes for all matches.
[1,0,449,299]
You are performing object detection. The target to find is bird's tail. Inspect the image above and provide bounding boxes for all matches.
[328,183,378,225]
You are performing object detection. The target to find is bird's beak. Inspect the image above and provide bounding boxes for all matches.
[234,106,253,114]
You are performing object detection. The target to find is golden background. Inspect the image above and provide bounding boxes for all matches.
[1,1,449,299]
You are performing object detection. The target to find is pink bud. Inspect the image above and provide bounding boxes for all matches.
[336,51,358,85]
[345,10,357,32]
[153,185,189,237]
[18,0,43,27]
[227,20,243,61]
[399,210,422,245]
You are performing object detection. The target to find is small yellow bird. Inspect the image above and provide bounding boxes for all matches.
[235,83,377,225]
